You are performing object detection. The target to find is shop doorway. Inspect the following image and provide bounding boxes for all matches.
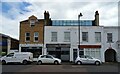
[55,47,61,59]
[73,49,77,61]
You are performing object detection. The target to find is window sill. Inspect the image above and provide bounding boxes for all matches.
[64,41,70,42]
[51,40,57,42]
[25,41,30,42]
[34,41,39,42]
[82,41,88,43]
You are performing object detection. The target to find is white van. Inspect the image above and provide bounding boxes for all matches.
[1,52,33,64]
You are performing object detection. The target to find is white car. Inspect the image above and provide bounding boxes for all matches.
[1,52,33,65]
[37,55,61,65]
[75,55,102,65]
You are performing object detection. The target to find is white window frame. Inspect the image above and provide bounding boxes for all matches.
[82,32,88,42]
[64,32,70,42]
[84,48,101,59]
[34,32,39,42]
[51,32,57,42]
[107,33,113,42]
[30,19,35,27]
[95,32,101,43]
[25,32,30,42]
[118,44,120,49]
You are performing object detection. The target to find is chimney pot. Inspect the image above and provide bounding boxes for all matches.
[95,11,99,15]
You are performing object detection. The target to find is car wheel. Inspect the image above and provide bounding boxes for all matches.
[54,61,58,65]
[38,60,42,65]
[77,61,82,65]
[23,60,28,65]
[95,61,100,65]
[2,60,6,65]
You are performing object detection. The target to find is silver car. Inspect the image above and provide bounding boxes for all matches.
[75,55,102,65]
[37,55,61,65]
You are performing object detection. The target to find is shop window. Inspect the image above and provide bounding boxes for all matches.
[79,49,84,55]
[84,48,101,59]
[61,51,69,55]
[48,51,55,55]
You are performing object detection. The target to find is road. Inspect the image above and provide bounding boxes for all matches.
[1,62,120,74]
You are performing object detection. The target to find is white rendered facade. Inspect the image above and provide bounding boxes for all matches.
[44,26,120,62]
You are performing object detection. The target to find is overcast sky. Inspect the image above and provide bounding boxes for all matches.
[0,0,119,40]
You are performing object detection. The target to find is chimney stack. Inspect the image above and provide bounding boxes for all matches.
[95,11,99,26]
[44,10,52,26]
[44,10,50,20]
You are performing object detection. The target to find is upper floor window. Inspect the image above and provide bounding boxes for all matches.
[82,32,88,42]
[95,32,101,43]
[117,41,120,48]
[51,32,57,42]
[107,33,113,42]
[118,44,120,48]
[34,32,39,42]
[30,19,35,27]
[25,32,30,42]
[64,32,70,42]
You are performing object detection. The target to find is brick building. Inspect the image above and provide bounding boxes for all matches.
[19,11,52,58]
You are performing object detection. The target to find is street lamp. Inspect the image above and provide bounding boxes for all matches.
[78,13,83,57]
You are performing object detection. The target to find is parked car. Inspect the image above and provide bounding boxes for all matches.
[1,52,33,65]
[37,55,61,65]
[75,55,102,65]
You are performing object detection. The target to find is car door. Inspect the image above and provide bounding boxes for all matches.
[80,55,88,64]
[40,55,46,63]
[86,56,95,64]
[5,53,15,62]
[46,55,54,63]
[14,53,21,62]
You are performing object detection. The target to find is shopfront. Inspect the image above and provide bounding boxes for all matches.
[21,47,42,58]
[46,44,70,61]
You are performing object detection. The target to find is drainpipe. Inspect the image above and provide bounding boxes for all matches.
[7,38,11,54]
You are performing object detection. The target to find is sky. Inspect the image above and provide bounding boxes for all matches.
[0,0,119,40]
